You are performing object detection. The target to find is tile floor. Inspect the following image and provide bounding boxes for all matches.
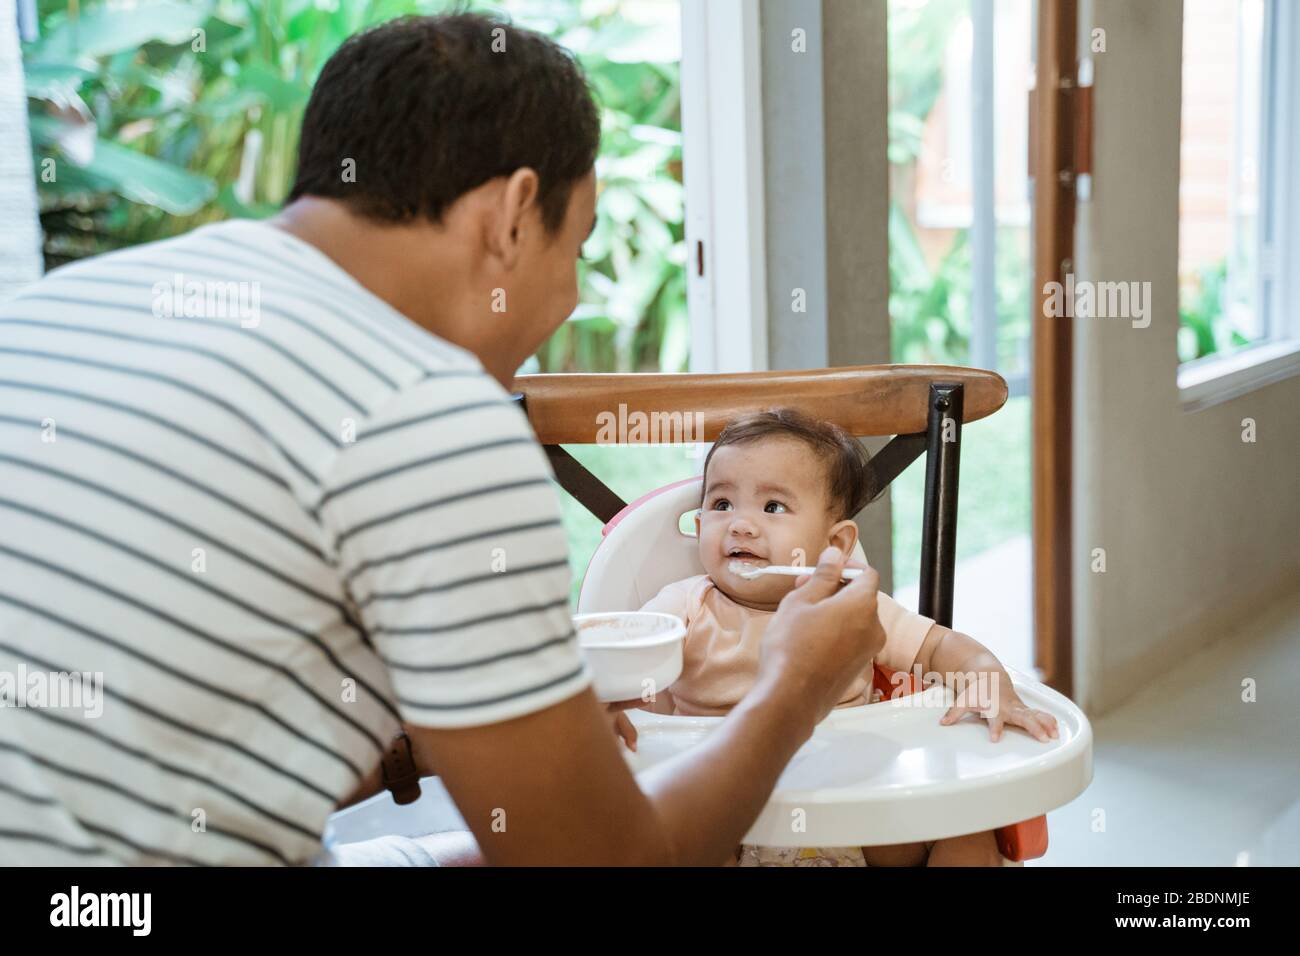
[1029,587,1300,866]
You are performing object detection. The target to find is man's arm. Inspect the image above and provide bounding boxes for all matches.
[406,679,813,866]
[406,548,886,866]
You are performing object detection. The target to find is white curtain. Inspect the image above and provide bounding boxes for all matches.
[0,0,43,299]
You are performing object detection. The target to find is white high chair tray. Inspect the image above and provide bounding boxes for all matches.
[625,666,1092,847]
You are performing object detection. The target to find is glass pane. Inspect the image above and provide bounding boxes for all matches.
[492,1,694,605]
[506,0,687,377]
[887,0,1034,670]
[1178,0,1267,363]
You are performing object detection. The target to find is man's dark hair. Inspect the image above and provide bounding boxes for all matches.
[702,408,878,521]
[288,12,600,234]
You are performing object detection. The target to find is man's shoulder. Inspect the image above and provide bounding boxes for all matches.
[23,219,288,303]
[33,218,487,379]
[38,219,251,277]
[358,368,519,435]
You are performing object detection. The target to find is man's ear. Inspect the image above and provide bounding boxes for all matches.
[490,168,541,269]
[827,518,859,558]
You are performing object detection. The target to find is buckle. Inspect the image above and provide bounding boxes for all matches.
[380,730,421,806]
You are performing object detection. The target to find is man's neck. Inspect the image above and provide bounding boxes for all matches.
[269,198,514,385]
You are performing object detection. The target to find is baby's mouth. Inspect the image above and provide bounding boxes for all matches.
[726,548,767,566]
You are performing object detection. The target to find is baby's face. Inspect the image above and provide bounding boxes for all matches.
[696,437,857,611]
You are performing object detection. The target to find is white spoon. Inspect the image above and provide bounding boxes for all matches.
[728,561,866,581]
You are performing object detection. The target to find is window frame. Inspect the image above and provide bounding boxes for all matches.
[679,0,768,374]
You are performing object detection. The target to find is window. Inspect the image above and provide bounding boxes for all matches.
[1178,0,1300,407]
[507,0,687,377]
[886,0,1035,670]
[492,1,698,606]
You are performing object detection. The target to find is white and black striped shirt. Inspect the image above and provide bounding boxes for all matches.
[0,219,589,865]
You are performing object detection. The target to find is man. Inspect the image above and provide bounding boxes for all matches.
[0,12,885,865]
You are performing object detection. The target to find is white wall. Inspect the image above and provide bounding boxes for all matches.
[1074,0,1300,715]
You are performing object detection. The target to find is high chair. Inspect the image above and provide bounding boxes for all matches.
[327,364,1092,865]
[512,363,1092,864]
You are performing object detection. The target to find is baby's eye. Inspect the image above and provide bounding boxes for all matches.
[764,501,787,514]
[710,499,732,512]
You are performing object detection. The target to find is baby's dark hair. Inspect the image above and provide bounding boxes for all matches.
[701,408,878,521]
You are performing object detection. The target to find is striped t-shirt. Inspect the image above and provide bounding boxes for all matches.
[0,218,590,865]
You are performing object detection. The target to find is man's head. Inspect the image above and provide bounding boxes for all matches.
[285,13,600,379]
[696,409,877,608]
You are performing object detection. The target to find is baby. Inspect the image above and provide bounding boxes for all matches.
[621,408,1059,867]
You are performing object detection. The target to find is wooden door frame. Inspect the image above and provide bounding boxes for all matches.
[1031,0,1083,696]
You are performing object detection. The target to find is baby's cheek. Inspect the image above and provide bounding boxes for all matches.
[776,537,814,567]
[700,551,729,578]
[696,519,724,549]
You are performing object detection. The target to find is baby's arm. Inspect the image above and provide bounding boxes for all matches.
[639,688,676,715]
[911,620,1059,743]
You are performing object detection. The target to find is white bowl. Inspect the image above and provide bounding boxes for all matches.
[574,611,686,703]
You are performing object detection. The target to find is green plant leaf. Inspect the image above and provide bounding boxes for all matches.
[236,63,310,112]
[31,1,214,63]
[889,202,931,291]
[600,185,640,224]
[657,298,689,372]
[22,62,97,100]
[29,115,215,215]
[215,182,279,220]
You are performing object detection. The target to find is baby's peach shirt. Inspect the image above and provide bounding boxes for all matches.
[640,574,936,717]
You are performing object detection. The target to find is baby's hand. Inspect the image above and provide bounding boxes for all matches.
[940,681,1059,743]
[606,704,638,752]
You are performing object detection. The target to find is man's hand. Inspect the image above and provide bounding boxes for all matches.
[756,546,887,729]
